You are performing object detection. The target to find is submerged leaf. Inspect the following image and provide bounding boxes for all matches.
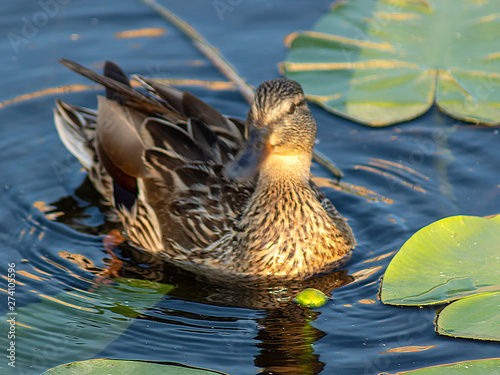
[0,278,173,373]
[43,359,225,374]
[436,291,500,341]
[380,215,500,306]
[283,0,500,126]
[382,358,500,374]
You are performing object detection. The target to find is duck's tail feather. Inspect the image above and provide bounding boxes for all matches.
[58,58,181,119]
[103,61,131,103]
[54,99,96,170]
[54,99,115,203]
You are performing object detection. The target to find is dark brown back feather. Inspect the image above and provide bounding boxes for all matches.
[145,118,206,161]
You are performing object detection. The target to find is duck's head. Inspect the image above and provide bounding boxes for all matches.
[225,78,317,184]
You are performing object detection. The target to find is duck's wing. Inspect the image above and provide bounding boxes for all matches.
[144,148,252,253]
[55,59,251,256]
[56,59,246,192]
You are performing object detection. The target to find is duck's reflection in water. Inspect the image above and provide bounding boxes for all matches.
[110,244,354,375]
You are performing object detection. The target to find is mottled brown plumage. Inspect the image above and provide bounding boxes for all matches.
[54,59,355,281]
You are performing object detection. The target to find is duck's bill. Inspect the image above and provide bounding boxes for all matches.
[224,126,270,184]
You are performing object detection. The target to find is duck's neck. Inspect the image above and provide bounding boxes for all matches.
[234,153,345,278]
[257,153,312,187]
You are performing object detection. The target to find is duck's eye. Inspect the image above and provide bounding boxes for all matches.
[287,102,296,114]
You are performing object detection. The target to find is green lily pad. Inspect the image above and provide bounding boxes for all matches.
[294,288,329,308]
[382,358,500,374]
[42,359,225,375]
[436,291,500,341]
[380,215,500,306]
[0,278,173,373]
[282,0,500,126]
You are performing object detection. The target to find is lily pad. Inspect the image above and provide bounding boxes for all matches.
[282,0,500,126]
[381,358,500,374]
[436,291,500,341]
[380,215,500,306]
[43,359,225,375]
[0,278,173,373]
[294,288,329,308]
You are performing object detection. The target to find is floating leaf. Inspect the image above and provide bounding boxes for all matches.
[380,345,436,354]
[380,215,500,306]
[0,278,173,373]
[282,0,500,126]
[114,27,167,39]
[436,291,500,341]
[294,288,329,307]
[42,359,226,375]
[381,358,500,374]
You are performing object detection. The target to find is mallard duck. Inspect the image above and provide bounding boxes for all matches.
[54,59,355,281]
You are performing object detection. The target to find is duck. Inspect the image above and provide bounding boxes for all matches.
[54,58,355,281]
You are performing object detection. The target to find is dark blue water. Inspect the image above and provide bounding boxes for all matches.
[1,1,499,374]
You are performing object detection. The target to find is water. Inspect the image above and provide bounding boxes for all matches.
[1,1,499,374]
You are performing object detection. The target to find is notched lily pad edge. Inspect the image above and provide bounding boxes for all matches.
[282,0,500,127]
[436,101,500,127]
[281,63,491,128]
